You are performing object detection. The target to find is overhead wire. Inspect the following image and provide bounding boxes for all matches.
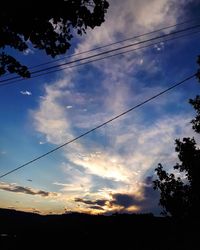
[0,23,200,84]
[27,17,200,70]
[0,73,196,179]
[0,28,199,87]
[1,16,200,76]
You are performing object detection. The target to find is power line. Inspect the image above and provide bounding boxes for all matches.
[0,30,199,87]
[0,29,199,88]
[1,17,199,76]
[1,23,200,84]
[26,18,200,70]
[0,73,196,179]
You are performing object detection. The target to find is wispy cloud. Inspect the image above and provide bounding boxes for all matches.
[75,197,107,206]
[20,90,32,96]
[0,182,57,198]
[31,0,195,213]
[66,105,73,109]
[39,141,46,145]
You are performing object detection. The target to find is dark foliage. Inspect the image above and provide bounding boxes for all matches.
[0,53,30,77]
[189,56,200,132]
[189,95,200,132]
[154,138,200,218]
[0,0,109,77]
[154,135,200,219]
[153,58,200,219]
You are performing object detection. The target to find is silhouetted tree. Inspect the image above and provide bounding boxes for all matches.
[0,0,109,77]
[153,59,200,219]
[153,138,200,218]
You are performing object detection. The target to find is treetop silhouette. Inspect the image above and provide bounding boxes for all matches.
[153,60,200,219]
[0,0,109,77]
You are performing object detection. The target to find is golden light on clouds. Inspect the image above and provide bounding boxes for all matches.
[0,0,196,216]
[73,152,130,182]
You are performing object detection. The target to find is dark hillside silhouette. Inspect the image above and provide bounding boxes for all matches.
[0,208,199,250]
[0,0,109,77]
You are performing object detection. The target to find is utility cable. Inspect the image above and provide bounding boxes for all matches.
[1,24,200,84]
[28,18,200,70]
[0,73,196,178]
[0,29,199,88]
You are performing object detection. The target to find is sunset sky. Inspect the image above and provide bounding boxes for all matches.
[1,0,200,215]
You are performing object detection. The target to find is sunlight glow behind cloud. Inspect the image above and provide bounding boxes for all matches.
[22,0,199,214]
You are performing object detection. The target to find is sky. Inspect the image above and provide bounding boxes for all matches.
[1,0,200,215]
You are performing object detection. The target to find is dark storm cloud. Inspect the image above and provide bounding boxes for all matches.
[95,199,108,206]
[110,176,160,214]
[89,205,104,210]
[75,197,107,207]
[75,176,161,214]
[140,176,160,214]
[75,198,94,205]
[0,182,57,197]
[111,193,140,208]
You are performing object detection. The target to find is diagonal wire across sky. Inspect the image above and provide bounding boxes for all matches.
[0,73,196,179]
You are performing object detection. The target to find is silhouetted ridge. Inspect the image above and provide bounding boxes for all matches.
[0,208,199,250]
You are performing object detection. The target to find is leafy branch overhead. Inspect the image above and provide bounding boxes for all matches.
[0,0,109,77]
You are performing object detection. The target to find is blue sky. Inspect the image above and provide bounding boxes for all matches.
[1,0,200,215]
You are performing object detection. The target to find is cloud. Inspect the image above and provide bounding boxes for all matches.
[30,0,195,214]
[20,90,32,96]
[23,48,34,56]
[32,81,194,213]
[110,193,140,208]
[0,182,57,198]
[75,197,108,211]
[89,205,104,210]
[75,197,107,206]
[89,174,126,193]
[66,105,73,109]
[140,176,160,214]
[74,0,190,60]
[154,42,165,51]
[39,141,46,145]
[74,175,160,214]
[109,176,160,214]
